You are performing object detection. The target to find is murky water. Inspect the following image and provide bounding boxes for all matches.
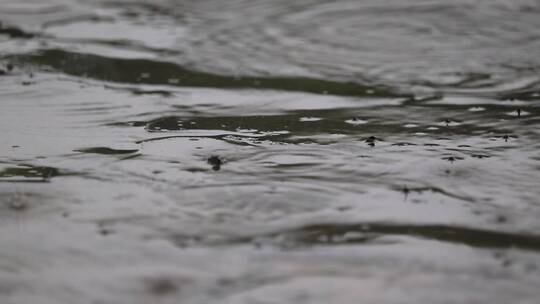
[1,0,540,303]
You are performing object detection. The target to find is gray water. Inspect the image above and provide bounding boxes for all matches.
[1,0,540,303]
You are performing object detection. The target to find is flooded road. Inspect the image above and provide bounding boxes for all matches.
[1,0,540,303]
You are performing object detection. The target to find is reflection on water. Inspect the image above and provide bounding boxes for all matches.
[1,0,540,303]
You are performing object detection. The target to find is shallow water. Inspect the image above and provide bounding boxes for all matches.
[1,0,540,303]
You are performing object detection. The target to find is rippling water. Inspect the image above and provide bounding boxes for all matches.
[1,1,540,303]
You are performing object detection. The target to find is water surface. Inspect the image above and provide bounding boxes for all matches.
[1,1,540,303]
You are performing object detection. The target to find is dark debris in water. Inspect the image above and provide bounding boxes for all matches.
[471,154,491,159]
[491,134,518,142]
[97,223,114,236]
[363,136,382,147]
[207,156,223,171]
[0,62,14,76]
[502,134,513,142]
[442,156,464,163]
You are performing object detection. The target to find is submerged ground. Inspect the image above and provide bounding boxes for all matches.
[1,0,540,303]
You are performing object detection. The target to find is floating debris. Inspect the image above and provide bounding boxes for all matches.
[501,134,519,142]
[402,185,410,201]
[471,154,491,159]
[207,156,223,171]
[363,136,380,147]
[506,108,529,117]
[442,156,464,163]
[439,119,461,127]
[345,117,368,125]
